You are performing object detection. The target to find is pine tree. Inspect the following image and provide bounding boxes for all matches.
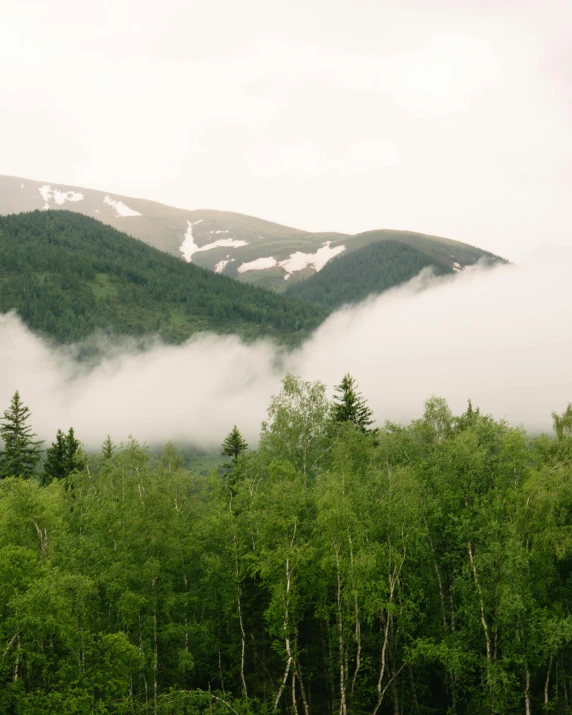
[0,390,43,478]
[42,427,81,485]
[222,426,248,463]
[102,434,115,460]
[42,429,66,484]
[331,373,373,432]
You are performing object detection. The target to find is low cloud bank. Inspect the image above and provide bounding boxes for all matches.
[1,250,571,449]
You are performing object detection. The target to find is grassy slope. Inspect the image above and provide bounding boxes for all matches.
[0,210,328,345]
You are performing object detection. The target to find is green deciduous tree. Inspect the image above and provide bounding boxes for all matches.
[260,373,332,477]
[552,402,572,440]
[0,391,43,479]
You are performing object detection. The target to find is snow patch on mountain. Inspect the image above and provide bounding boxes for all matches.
[238,256,278,273]
[180,221,248,263]
[180,222,198,262]
[215,257,233,273]
[238,242,346,277]
[280,242,346,273]
[39,185,84,208]
[206,238,249,251]
[103,195,141,218]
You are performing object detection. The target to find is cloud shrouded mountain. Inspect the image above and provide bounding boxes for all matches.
[0,248,571,450]
[0,174,503,294]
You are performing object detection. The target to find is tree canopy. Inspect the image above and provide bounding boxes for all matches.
[0,380,571,714]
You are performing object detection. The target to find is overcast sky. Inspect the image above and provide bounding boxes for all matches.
[2,0,571,259]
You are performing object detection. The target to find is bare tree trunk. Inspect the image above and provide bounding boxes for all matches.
[468,541,493,713]
[296,669,311,715]
[14,633,20,681]
[230,495,248,700]
[233,532,247,698]
[545,654,553,705]
[524,668,531,715]
[30,518,48,558]
[348,530,361,700]
[372,612,392,715]
[275,522,298,710]
[152,578,158,715]
[334,544,347,715]
[372,543,406,715]
[292,667,298,714]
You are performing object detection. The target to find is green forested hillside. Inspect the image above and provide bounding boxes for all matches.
[1,176,507,292]
[0,211,328,344]
[285,240,452,308]
[0,378,572,714]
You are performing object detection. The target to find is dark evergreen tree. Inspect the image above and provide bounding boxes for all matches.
[331,373,374,432]
[0,390,43,478]
[42,427,80,485]
[102,434,115,460]
[222,425,248,462]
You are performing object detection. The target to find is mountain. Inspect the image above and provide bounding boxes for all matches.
[0,175,504,294]
[0,210,327,345]
[285,240,454,308]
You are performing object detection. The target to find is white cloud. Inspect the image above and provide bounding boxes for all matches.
[1,251,571,450]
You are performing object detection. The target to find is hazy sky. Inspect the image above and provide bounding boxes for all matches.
[2,0,572,259]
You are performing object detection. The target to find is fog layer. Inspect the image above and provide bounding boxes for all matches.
[1,253,571,448]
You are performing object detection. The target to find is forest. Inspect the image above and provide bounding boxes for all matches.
[1,375,572,714]
[0,211,327,346]
[285,242,451,309]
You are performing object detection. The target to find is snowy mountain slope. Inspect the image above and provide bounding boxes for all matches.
[0,174,503,292]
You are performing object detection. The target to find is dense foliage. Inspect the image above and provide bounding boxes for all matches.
[0,211,328,345]
[285,241,451,308]
[0,379,572,714]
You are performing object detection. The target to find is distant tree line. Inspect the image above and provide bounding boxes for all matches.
[0,378,572,714]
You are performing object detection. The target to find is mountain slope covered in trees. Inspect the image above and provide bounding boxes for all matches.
[0,377,571,714]
[285,240,453,308]
[0,174,505,292]
[0,210,327,345]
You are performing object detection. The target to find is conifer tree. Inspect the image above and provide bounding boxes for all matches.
[331,373,374,432]
[0,390,43,478]
[42,427,80,485]
[222,425,248,463]
[102,435,115,460]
